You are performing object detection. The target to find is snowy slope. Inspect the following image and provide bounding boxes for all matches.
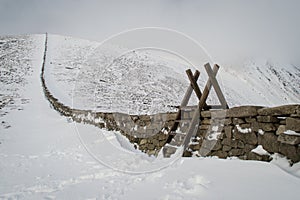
[44,35,299,116]
[0,34,300,199]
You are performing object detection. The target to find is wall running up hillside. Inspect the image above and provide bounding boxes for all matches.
[41,34,300,164]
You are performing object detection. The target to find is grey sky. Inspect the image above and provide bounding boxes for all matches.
[0,0,299,66]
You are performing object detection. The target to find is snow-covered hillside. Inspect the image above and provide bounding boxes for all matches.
[0,34,300,199]
[44,34,299,115]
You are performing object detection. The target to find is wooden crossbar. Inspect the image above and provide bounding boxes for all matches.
[204,63,229,109]
[182,64,220,150]
[164,63,229,157]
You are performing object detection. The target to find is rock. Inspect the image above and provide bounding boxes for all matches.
[258,105,300,116]
[228,149,244,156]
[278,134,300,145]
[224,118,232,125]
[159,140,166,146]
[237,140,245,148]
[221,138,238,148]
[257,116,279,123]
[244,144,256,153]
[258,132,279,153]
[152,139,159,146]
[211,151,228,159]
[259,123,277,132]
[183,150,192,157]
[248,151,271,162]
[224,126,233,138]
[276,125,286,135]
[196,129,207,137]
[199,124,210,130]
[201,118,211,125]
[279,143,300,163]
[148,144,155,150]
[251,121,260,132]
[201,110,211,118]
[286,117,300,132]
[189,143,201,151]
[245,117,256,123]
[240,123,251,128]
[223,145,231,152]
[232,118,245,125]
[233,128,257,145]
[226,106,262,118]
[140,139,147,145]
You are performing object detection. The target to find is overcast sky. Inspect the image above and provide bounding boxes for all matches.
[0,0,299,66]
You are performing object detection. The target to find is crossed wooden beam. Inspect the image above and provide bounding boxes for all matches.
[166,63,228,151]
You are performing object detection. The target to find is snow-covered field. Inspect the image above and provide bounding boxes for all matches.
[0,34,300,199]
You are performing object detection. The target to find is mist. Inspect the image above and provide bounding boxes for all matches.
[0,0,299,66]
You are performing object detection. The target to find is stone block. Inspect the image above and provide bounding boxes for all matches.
[237,140,245,148]
[257,116,279,123]
[286,117,300,132]
[211,151,228,159]
[201,110,211,118]
[279,143,300,163]
[228,148,244,156]
[258,132,279,153]
[244,144,256,153]
[233,128,257,145]
[226,106,262,117]
[259,123,276,132]
[201,118,211,125]
[233,118,245,125]
[245,117,257,123]
[223,145,232,152]
[278,134,300,145]
[258,105,300,116]
[276,125,286,135]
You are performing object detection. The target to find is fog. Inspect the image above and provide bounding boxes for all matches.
[0,0,299,66]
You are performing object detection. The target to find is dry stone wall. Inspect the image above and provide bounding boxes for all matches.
[194,105,300,163]
[41,34,300,163]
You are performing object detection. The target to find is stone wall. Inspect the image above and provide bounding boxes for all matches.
[193,105,300,163]
[41,33,300,163]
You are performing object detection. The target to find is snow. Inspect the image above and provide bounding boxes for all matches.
[258,129,265,135]
[251,145,270,156]
[283,130,300,136]
[44,35,300,116]
[236,125,252,134]
[0,34,300,199]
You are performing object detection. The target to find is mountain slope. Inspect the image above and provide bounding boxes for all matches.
[43,34,299,115]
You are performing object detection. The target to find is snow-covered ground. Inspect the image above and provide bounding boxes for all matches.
[0,34,300,199]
